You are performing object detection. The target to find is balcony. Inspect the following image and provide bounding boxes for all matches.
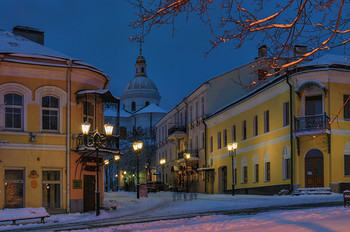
[294,113,330,133]
[168,124,186,140]
[177,149,199,160]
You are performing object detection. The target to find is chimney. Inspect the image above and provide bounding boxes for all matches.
[258,45,267,58]
[13,26,44,45]
[294,45,307,57]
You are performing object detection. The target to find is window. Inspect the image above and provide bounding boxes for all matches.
[283,102,290,126]
[210,136,213,152]
[305,95,322,115]
[42,170,61,208]
[120,127,127,139]
[253,115,258,136]
[83,101,94,129]
[242,120,247,140]
[42,96,59,131]
[131,102,136,111]
[223,129,227,147]
[195,135,199,149]
[283,146,291,179]
[264,151,271,181]
[345,155,350,176]
[4,93,23,129]
[195,101,199,119]
[241,156,248,183]
[5,169,24,208]
[189,106,193,122]
[344,95,350,120]
[232,125,236,142]
[253,154,259,183]
[254,164,259,183]
[217,132,222,149]
[265,162,270,181]
[201,96,205,115]
[264,110,269,133]
[201,132,205,149]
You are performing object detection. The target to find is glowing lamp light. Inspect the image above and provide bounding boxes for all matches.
[133,141,143,152]
[115,174,118,178]
[81,122,91,135]
[104,159,109,165]
[123,171,127,175]
[160,159,166,165]
[184,153,191,160]
[104,124,114,136]
[227,142,238,151]
[114,155,120,161]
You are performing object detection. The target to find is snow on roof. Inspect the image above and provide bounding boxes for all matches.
[0,30,74,59]
[301,54,350,67]
[135,103,167,115]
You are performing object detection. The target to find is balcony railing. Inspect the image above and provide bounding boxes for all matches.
[294,113,330,132]
[177,149,199,160]
[168,125,186,135]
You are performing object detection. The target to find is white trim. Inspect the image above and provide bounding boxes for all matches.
[344,142,350,154]
[252,153,259,183]
[0,143,66,151]
[331,129,350,136]
[0,83,32,131]
[35,86,67,133]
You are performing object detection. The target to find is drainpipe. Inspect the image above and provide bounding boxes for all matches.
[66,59,73,213]
[286,73,294,193]
[203,118,207,193]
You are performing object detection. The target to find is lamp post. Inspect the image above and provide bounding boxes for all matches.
[132,141,143,199]
[81,122,114,216]
[114,155,120,191]
[184,153,191,193]
[227,142,238,196]
[160,159,166,183]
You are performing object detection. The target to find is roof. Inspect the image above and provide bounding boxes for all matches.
[123,76,159,92]
[135,103,167,115]
[300,54,350,67]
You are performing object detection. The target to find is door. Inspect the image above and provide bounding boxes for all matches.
[5,170,24,208]
[218,166,227,193]
[84,175,95,212]
[305,149,324,187]
[205,170,214,194]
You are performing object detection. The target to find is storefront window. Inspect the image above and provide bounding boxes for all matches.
[5,170,24,208]
[42,171,61,208]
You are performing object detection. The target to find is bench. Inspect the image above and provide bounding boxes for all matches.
[344,190,350,207]
[0,207,50,225]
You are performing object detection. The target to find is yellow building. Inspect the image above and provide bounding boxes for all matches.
[0,28,119,212]
[205,54,350,194]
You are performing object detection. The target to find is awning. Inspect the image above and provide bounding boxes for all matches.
[72,146,121,157]
[76,89,120,103]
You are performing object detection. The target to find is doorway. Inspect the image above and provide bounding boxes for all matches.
[5,169,24,208]
[83,175,95,212]
[218,166,227,193]
[305,149,324,188]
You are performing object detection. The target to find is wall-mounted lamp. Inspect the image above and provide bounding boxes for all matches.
[29,132,36,142]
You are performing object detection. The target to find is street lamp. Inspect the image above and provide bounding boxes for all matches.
[160,159,166,183]
[227,142,238,196]
[114,155,120,191]
[132,141,143,199]
[81,122,114,216]
[184,153,191,193]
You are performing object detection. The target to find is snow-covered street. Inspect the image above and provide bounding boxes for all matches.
[0,191,346,231]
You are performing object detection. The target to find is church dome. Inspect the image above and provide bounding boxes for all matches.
[124,76,159,92]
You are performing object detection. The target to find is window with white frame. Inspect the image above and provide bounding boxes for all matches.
[4,93,23,129]
[241,156,248,183]
[42,170,61,208]
[195,101,199,119]
[201,96,205,115]
[283,146,291,179]
[264,110,270,133]
[42,96,59,131]
[252,153,259,183]
[264,151,271,181]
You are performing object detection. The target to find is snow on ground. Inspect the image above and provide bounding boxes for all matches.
[71,206,350,232]
[0,191,345,231]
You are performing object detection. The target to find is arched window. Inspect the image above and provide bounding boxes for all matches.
[252,153,259,183]
[241,156,248,183]
[132,102,136,111]
[264,151,271,182]
[42,96,59,131]
[283,146,291,179]
[145,101,150,106]
[4,93,23,129]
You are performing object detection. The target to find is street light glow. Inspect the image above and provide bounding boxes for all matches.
[184,153,191,160]
[104,124,114,136]
[160,159,166,165]
[104,159,109,165]
[81,122,91,135]
[227,142,238,151]
[114,155,120,161]
[133,141,143,151]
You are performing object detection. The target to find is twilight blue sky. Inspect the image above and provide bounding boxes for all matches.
[0,0,347,111]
